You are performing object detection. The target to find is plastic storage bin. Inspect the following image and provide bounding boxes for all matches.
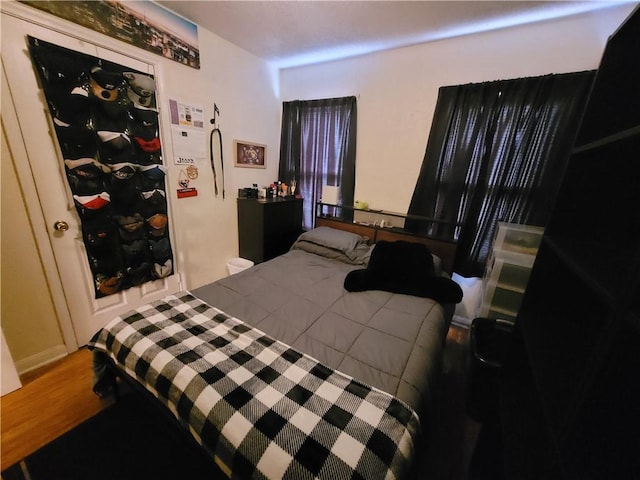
[226,257,254,275]
[479,223,543,323]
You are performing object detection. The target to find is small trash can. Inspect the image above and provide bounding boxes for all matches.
[467,317,514,423]
[226,257,254,275]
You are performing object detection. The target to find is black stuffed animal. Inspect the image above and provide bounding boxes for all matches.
[344,240,463,304]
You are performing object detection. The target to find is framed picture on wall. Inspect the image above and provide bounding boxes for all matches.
[21,1,200,69]
[234,140,266,169]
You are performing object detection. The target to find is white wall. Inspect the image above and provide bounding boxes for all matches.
[279,4,636,214]
[1,2,281,292]
[1,329,22,395]
[0,1,280,368]
[0,1,634,369]
[166,26,282,289]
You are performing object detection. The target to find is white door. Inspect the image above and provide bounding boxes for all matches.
[1,15,181,346]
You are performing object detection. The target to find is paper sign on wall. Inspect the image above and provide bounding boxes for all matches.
[168,99,206,197]
[169,98,206,165]
[168,99,204,128]
[171,127,205,165]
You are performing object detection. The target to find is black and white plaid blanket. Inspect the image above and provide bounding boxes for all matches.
[88,292,421,480]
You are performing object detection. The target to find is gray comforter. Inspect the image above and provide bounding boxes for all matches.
[192,231,453,422]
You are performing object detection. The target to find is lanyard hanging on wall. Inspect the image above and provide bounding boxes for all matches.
[209,103,225,199]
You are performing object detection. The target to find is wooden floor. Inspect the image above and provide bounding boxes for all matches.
[424,324,482,479]
[0,348,114,470]
[0,325,479,477]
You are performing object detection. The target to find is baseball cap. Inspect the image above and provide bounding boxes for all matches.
[89,67,123,102]
[123,72,156,107]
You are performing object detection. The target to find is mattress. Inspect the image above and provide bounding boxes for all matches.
[191,233,453,420]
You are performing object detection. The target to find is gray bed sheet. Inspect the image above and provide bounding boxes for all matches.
[191,248,453,422]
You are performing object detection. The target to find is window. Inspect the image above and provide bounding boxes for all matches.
[278,97,357,230]
[406,72,594,276]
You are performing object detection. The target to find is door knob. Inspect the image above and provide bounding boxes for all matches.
[53,220,70,232]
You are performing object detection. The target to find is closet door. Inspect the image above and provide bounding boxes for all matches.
[1,14,181,346]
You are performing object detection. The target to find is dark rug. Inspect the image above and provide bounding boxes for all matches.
[2,392,224,480]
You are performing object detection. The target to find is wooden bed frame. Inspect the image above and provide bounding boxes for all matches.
[315,216,458,275]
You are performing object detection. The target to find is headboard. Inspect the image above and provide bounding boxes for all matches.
[315,217,458,275]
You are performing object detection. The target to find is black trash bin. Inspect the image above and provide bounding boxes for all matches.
[468,317,514,480]
[467,317,514,423]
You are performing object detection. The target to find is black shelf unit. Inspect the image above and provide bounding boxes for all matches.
[237,197,303,264]
[501,7,640,479]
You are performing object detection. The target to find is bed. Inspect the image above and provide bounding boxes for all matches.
[88,224,461,479]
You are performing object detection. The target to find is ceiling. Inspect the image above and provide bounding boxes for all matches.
[157,1,629,69]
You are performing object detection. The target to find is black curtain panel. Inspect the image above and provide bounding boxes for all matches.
[278,100,302,187]
[406,71,594,277]
[279,97,357,229]
[28,36,174,298]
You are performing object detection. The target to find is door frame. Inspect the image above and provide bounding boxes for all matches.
[1,62,78,352]
[2,2,182,351]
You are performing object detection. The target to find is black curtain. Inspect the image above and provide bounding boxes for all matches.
[279,97,357,230]
[406,72,594,277]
